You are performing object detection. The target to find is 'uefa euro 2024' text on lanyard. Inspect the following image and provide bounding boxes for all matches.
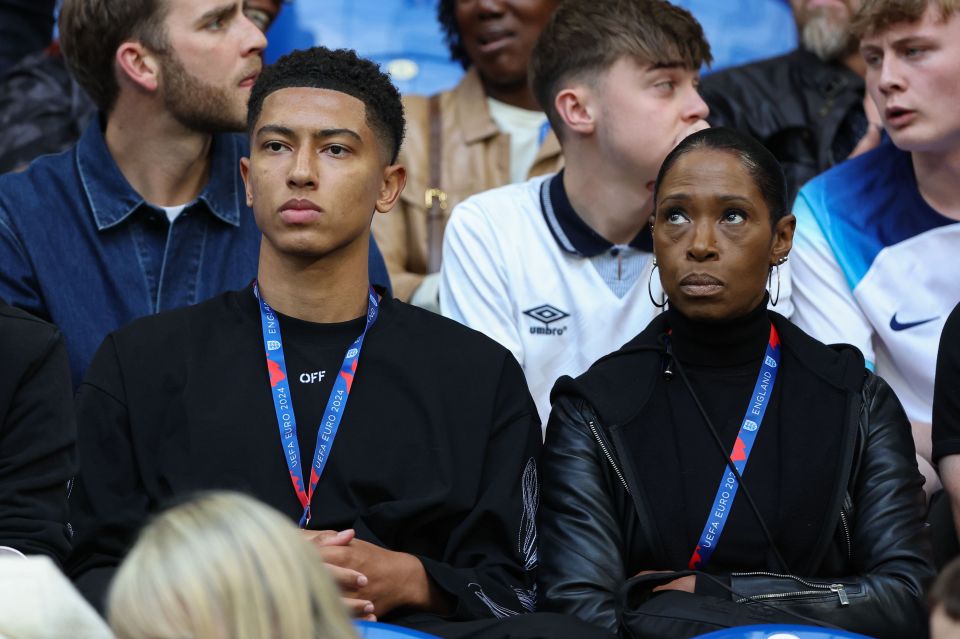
[255,283,379,527]
[687,323,781,570]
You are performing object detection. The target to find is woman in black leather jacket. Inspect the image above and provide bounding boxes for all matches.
[538,127,933,639]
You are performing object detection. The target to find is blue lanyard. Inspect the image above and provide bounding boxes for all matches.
[255,283,379,527]
[688,323,781,570]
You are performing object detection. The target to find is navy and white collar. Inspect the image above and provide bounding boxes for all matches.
[539,170,652,257]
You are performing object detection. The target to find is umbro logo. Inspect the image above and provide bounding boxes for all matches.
[523,304,570,336]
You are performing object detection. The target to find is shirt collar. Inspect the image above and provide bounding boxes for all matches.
[540,170,652,257]
[76,118,245,231]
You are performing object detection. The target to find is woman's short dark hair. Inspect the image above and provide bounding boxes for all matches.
[654,127,789,226]
[438,0,470,69]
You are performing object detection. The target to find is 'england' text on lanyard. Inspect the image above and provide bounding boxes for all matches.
[255,283,379,527]
[688,322,781,571]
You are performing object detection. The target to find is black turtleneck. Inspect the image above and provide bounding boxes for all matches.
[626,301,789,573]
[667,299,771,368]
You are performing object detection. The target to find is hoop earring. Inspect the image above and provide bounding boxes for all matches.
[648,258,667,309]
[767,258,785,307]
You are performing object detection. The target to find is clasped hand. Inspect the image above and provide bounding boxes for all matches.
[302,528,430,621]
[635,570,697,593]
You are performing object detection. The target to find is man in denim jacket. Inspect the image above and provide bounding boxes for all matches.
[0,0,390,386]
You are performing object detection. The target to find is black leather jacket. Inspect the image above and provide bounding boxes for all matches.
[538,313,934,638]
[701,48,865,204]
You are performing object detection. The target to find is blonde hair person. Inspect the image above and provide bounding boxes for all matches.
[107,491,357,639]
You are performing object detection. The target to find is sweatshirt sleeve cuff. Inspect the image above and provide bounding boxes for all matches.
[416,555,525,621]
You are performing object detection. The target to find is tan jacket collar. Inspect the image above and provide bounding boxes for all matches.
[454,66,562,160]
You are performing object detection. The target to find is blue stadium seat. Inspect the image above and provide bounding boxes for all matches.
[265,0,797,95]
[354,620,442,639]
[696,624,874,639]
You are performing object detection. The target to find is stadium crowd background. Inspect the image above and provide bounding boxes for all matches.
[1,0,960,638]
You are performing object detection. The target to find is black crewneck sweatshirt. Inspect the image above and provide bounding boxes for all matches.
[68,286,542,622]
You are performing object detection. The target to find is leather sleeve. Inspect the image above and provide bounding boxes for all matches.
[727,374,934,639]
[537,396,627,635]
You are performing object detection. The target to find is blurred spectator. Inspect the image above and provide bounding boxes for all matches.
[933,303,960,559]
[0,43,97,174]
[0,555,113,639]
[0,0,266,387]
[701,0,882,204]
[0,0,391,387]
[442,0,769,427]
[791,0,960,499]
[0,0,56,77]
[372,0,562,309]
[0,300,75,564]
[243,0,285,32]
[108,492,357,639]
[931,555,960,639]
[0,1,285,174]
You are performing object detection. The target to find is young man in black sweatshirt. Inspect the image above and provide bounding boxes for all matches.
[68,46,611,639]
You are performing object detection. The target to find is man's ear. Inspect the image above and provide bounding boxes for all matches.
[770,213,796,264]
[116,41,161,93]
[375,164,406,214]
[239,157,254,208]
[554,84,596,137]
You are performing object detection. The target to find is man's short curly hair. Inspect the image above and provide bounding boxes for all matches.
[247,47,405,163]
[438,0,470,69]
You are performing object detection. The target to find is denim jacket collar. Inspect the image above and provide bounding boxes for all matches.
[76,118,244,231]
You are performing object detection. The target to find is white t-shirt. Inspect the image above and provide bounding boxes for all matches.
[160,204,188,223]
[791,142,960,424]
[486,98,549,184]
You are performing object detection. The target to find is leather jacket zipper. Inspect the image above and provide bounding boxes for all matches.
[731,571,850,606]
[588,420,630,494]
[839,508,852,561]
